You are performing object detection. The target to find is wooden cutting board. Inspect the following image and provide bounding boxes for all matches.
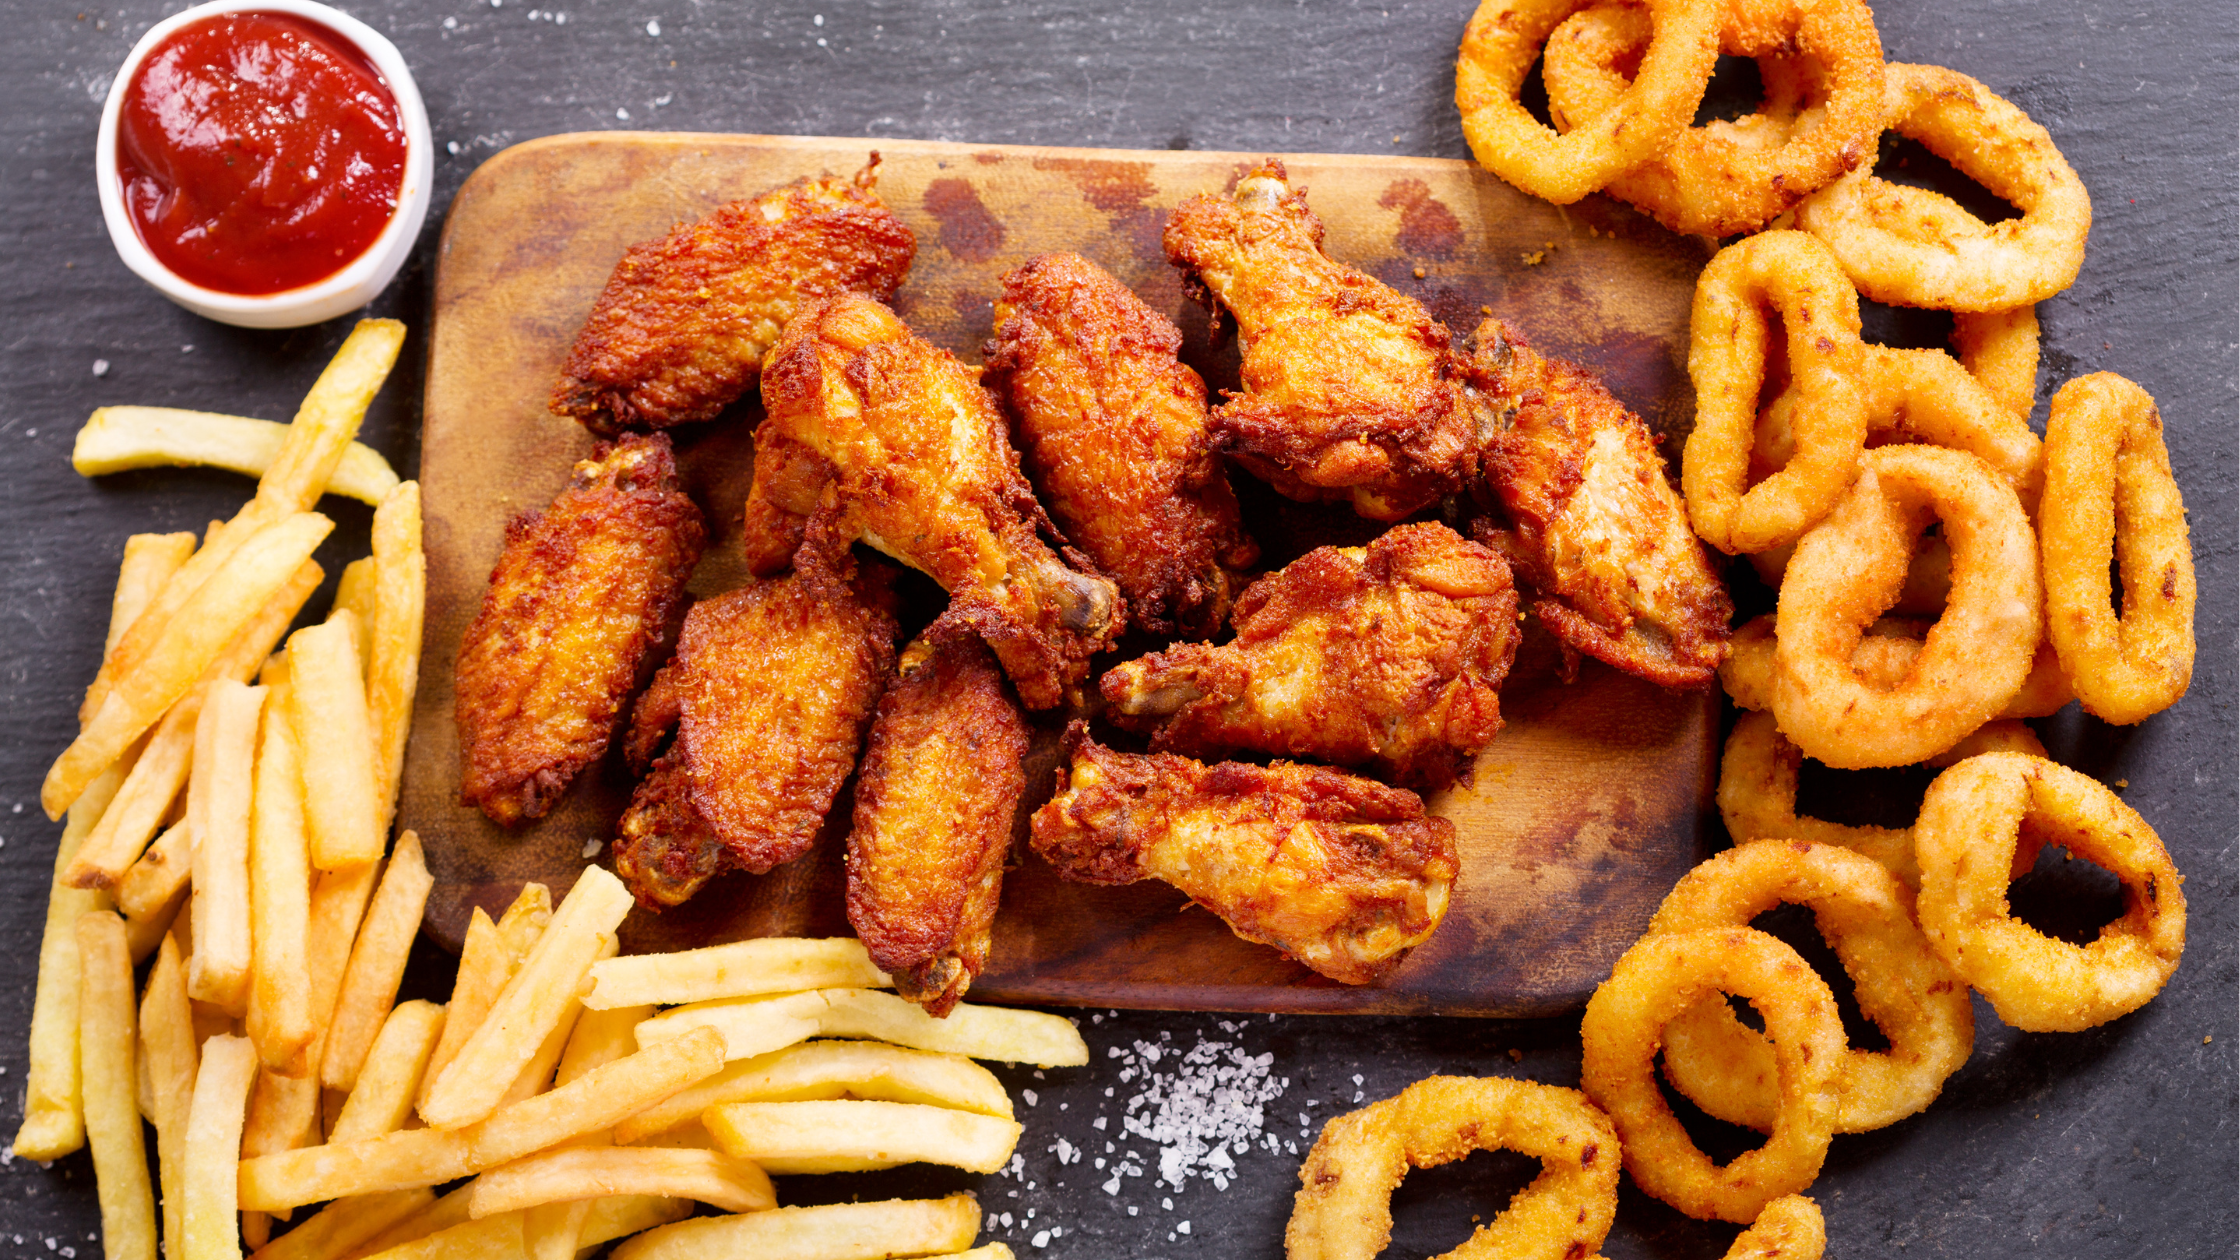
[401,132,1722,1018]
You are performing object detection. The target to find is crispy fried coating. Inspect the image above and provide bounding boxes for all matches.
[1101,523,1520,791]
[455,433,706,826]
[845,618,1029,1015]
[1030,725,1460,985]
[744,292,1124,708]
[552,157,916,436]
[1162,159,1480,521]
[1467,319,1733,688]
[613,561,899,908]
[983,252,1259,639]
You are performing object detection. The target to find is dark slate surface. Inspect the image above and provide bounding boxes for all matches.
[1,2,2233,1256]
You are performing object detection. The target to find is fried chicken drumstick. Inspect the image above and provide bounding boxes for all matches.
[1465,319,1732,687]
[613,559,899,908]
[846,617,1029,1015]
[1163,159,1480,521]
[983,251,1259,639]
[552,157,916,436]
[1101,523,1520,791]
[455,433,706,826]
[1031,725,1459,985]
[743,292,1124,708]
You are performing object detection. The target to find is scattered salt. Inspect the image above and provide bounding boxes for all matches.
[1030,1230,1049,1249]
[1022,1089,1038,1107]
[1178,1221,1192,1234]
[645,18,660,35]
[91,360,108,376]
[581,839,602,858]
[616,107,630,120]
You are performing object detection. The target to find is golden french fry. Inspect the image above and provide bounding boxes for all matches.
[111,533,200,653]
[288,615,382,869]
[246,676,313,1073]
[421,885,552,1116]
[12,760,127,1160]
[611,1195,981,1260]
[186,679,267,1013]
[420,867,633,1130]
[704,1099,1021,1175]
[359,1213,526,1260]
[574,1198,692,1253]
[74,406,402,505]
[612,1039,1012,1145]
[182,1033,259,1260]
[524,1201,596,1260]
[46,513,333,818]
[368,482,423,834]
[637,988,1088,1069]
[242,859,378,1156]
[500,933,615,1107]
[330,1000,448,1144]
[78,912,158,1260]
[333,557,380,640]
[245,1188,433,1260]
[240,1026,726,1211]
[121,888,182,963]
[142,935,199,1260]
[341,1183,477,1260]
[116,819,191,925]
[518,1002,655,1260]
[322,832,434,1092]
[470,1146,776,1218]
[584,937,889,1010]
[630,989,829,1063]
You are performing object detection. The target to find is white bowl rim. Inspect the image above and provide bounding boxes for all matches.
[95,0,434,321]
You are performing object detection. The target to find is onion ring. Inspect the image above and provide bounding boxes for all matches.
[1650,840,1975,1134]
[1950,305,2040,421]
[1914,751,2186,1032]
[1793,63,2092,310]
[1722,614,2071,722]
[1580,926,1844,1222]
[1725,1195,1826,1259]
[1747,531,1955,617]
[1456,0,1723,205]
[1685,231,1868,554]
[2038,373,2196,724]
[1541,0,1886,237]
[1285,1075,1620,1260]
[1771,445,2042,768]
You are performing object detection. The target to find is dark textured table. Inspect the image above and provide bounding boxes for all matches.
[2,3,2233,1256]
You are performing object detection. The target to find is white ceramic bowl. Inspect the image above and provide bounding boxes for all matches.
[96,0,433,329]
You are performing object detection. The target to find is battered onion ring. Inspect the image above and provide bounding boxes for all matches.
[1649,840,1974,1134]
[1541,0,1886,237]
[1285,1075,1620,1260]
[1456,0,1723,205]
[1793,63,2092,311]
[1747,532,1954,617]
[1685,231,1867,554]
[1722,614,2071,721]
[1915,752,2186,1032]
[1951,305,2040,420]
[1580,926,1843,1222]
[2039,373,2197,725]
[1771,445,2041,768]
[1724,1195,1826,1259]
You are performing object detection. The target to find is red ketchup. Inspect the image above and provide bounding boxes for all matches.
[117,11,407,296]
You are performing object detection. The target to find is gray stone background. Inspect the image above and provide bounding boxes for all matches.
[1,1,2232,1256]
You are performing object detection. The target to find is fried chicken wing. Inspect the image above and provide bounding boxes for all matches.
[1101,523,1520,791]
[983,252,1259,639]
[1465,319,1733,687]
[612,560,899,908]
[1030,726,1459,985]
[845,617,1029,1015]
[552,157,916,436]
[744,292,1124,708]
[455,433,706,826]
[1162,159,1480,521]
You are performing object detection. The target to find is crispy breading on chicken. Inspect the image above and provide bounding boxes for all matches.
[455,433,706,826]
[1101,523,1520,791]
[982,252,1260,639]
[1030,725,1459,985]
[551,156,916,436]
[845,617,1029,1015]
[1466,318,1733,688]
[611,559,899,909]
[743,292,1124,708]
[1162,159,1481,521]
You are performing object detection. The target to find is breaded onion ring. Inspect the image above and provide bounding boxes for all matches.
[1794,63,2092,311]
[1455,0,1722,205]
[1650,840,1974,1134]
[1771,446,2042,768]
[1685,231,1867,554]
[2039,373,2196,725]
[1915,752,2186,1032]
[1951,305,2040,421]
[1541,0,1886,237]
[1748,531,1957,617]
[1725,1195,1827,1260]
[1285,1075,1619,1260]
[1580,927,1844,1222]
[1722,614,2072,722]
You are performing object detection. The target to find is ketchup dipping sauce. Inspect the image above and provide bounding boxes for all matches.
[116,10,407,296]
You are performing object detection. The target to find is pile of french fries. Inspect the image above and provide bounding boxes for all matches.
[21,318,1073,1260]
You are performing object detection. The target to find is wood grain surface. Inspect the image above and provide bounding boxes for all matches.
[402,132,1722,1017]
